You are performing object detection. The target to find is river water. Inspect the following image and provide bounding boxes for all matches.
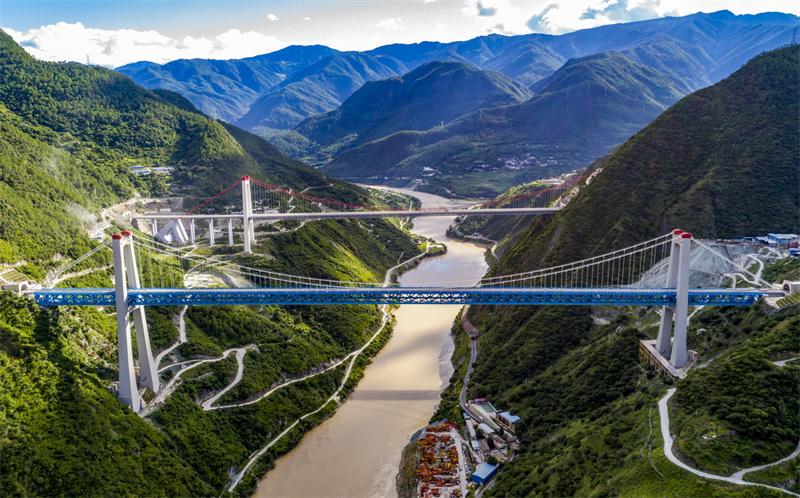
[256,190,488,497]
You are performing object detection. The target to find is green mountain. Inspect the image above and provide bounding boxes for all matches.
[495,44,799,273]
[1,30,424,496]
[273,61,534,166]
[431,45,800,496]
[322,51,688,197]
[0,30,374,263]
[233,52,408,136]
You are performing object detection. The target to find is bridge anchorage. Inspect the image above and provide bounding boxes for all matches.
[30,227,769,411]
[133,176,577,253]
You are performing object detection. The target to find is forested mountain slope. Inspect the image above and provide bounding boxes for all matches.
[1,30,423,496]
[436,45,800,497]
[0,30,373,263]
[494,45,800,274]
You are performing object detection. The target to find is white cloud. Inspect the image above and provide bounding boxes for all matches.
[376,18,403,30]
[267,13,279,21]
[4,22,287,67]
[462,0,544,34]
[458,0,673,36]
[578,0,663,24]
[526,3,562,33]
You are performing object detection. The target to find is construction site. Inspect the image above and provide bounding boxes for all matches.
[414,422,468,498]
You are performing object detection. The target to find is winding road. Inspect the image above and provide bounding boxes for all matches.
[457,306,501,431]
[225,305,392,491]
[154,305,188,367]
[458,305,481,422]
[141,243,426,492]
[659,388,800,496]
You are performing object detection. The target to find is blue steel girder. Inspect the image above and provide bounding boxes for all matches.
[31,287,762,307]
[32,290,116,306]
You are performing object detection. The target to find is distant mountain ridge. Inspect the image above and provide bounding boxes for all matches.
[116,10,798,136]
[234,52,408,135]
[272,61,533,165]
[321,51,688,197]
[117,45,339,122]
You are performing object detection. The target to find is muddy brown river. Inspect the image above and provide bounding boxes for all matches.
[255,189,488,497]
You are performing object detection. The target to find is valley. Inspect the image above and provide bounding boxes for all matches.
[1,11,799,498]
[256,190,487,497]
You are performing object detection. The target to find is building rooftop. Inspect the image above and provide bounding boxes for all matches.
[472,462,498,480]
[477,423,495,434]
[499,411,521,423]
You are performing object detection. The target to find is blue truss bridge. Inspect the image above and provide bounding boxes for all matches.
[23,227,775,411]
[33,286,758,307]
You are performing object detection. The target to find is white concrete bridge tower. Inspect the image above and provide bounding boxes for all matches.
[242,176,255,254]
[655,230,693,368]
[112,231,159,411]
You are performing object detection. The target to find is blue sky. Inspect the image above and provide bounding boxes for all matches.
[2,1,799,67]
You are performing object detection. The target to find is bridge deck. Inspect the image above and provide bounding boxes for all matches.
[31,287,761,306]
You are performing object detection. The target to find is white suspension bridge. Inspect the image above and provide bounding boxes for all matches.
[132,176,577,252]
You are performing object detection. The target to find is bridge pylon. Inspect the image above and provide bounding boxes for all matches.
[242,176,255,253]
[112,231,159,411]
[655,230,693,368]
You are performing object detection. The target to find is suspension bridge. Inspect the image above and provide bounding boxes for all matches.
[132,176,577,252]
[23,224,775,411]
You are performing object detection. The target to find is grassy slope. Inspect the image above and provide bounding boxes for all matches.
[481,318,788,498]
[671,305,800,474]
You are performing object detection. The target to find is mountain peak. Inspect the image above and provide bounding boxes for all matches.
[502,45,800,271]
